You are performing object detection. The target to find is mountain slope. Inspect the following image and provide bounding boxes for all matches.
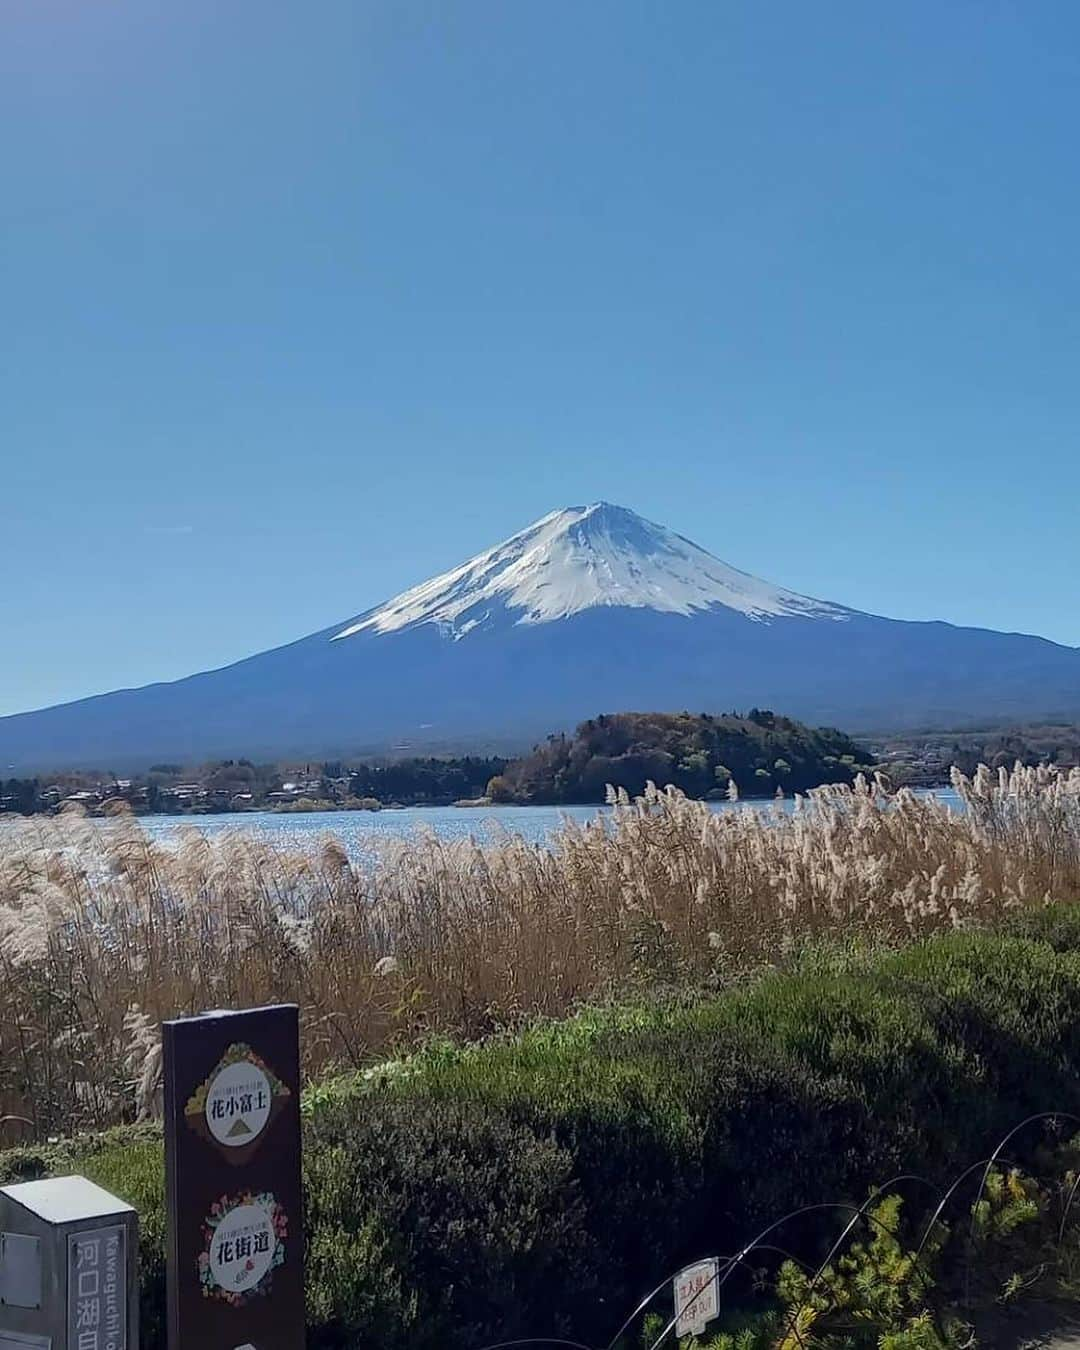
[3,503,1080,771]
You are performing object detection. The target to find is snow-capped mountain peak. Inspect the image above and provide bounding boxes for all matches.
[332,503,849,642]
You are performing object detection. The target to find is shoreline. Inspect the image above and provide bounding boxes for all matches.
[1,777,956,823]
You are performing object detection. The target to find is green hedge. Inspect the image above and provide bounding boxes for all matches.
[7,912,1080,1349]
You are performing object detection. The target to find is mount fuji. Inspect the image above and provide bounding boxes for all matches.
[4,502,1080,771]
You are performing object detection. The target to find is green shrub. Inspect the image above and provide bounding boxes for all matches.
[998,902,1080,952]
[303,1098,592,1350]
[0,1139,78,1184]
[79,1134,167,1349]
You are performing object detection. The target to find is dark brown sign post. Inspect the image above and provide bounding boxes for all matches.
[163,1004,305,1350]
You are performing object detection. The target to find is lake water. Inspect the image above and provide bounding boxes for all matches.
[133,788,963,855]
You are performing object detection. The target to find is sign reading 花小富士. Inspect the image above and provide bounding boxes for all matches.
[163,1005,304,1350]
[187,1042,290,1157]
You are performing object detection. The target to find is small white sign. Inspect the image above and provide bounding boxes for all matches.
[205,1060,273,1147]
[209,1203,276,1293]
[674,1258,719,1339]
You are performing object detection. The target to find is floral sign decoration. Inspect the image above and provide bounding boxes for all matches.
[184,1042,291,1158]
[198,1190,288,1306]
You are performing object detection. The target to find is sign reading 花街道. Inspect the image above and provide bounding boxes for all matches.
[163,1004,304,1350]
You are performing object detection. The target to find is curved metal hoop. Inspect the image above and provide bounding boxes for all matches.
[604,1244,814,1350]
[964,1112,1080,1305]
[913,1158,1011,1262]
[646,1183,939,1350]
[475,1339,598,1350]
[603,1259,727,1350]
[471,1110,1080,1350]
[1058,1164,1080,1246]
[771,1174,942,1350]
[969,1114,1080,1244]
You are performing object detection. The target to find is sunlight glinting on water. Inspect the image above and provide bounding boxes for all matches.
[129,789,963,857]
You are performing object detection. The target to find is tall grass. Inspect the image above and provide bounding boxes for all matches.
[1,763,1079,1141]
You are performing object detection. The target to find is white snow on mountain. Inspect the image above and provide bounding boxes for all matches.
[332,503,851,642]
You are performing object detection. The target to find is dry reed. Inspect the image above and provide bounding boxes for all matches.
[1,763,1079,1142]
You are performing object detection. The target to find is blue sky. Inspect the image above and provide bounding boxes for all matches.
[4,0,1080,717]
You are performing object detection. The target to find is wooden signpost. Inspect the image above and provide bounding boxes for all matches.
[163,1004,305,1350]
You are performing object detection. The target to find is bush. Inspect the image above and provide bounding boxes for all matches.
[997,901,1080,952]
[80,1135,167,1349]
[304,1099,592,1350]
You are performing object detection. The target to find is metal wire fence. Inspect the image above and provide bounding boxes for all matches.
[474,1111,1080,1350]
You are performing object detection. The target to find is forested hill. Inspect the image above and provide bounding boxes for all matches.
[496,710,874,803]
